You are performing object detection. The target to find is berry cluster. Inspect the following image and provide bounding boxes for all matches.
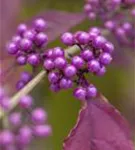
[7,18,48,67]
[84,0,121,20]
[105,16,135,48]
[43,29,114,101]
[0,88,51,150]
[84,0,135,21]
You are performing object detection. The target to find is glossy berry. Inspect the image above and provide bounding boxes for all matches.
[81,49,93,61]
[76,31,90,44]
[71,56,84,69]
[87,85,97,98]
[27,54,40,66]
[74,87,86,101]
[31,108,47,124]
[43,59,54,70]
[20,38,32,52]
[88,60,100,73]
[64,65,77,78]
[54,57,67,69]
[48,72,59,83]
[61,32,75,46]
[19,95,33,109]
[7,42,18,54]
[17,24,27,35]
[100,52,112,65]
[34,18,47,32]
[35,32,48,46]
[16,55,27,65]
[53,47,64,57]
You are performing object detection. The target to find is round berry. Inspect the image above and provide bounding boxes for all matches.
[16,55,27,65]
[88,59,100,73]
[100,52,112,65]
[20,71,32,83]
[17,23,27,35]
[16,80,25,90]
[81,49,93,61]
[71,56,84,69]
[43,59,54,70]
[31,108,47,124]
[74,87,86,101]
[48,72,59,83]
[96,65,106,76]
[53,47,64,57]
[76,31,90,44]
[7,42,18,55]
[35,32,48,46]
[34,18,47,32]
[19,95,33,109]
[54,57,67,69]
[27,54,40,66]
[50,83,60,92]
[87,85,97,98]
[61,32,75,46]
[20,38,32,52]
[64,65,77,78]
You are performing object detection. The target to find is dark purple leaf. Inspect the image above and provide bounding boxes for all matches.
[63,94,134,150]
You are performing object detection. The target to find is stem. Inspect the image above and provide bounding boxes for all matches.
[0,45,80,119]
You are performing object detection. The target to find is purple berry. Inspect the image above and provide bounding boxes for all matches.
[9,112,21,127]
[48,72,59,83]
[20,71,32,83]
[33,125,52,137]
[71,56,84,69]
[87,85,97,98]
[43,59,54,70]
[103,42,114,53]
[16,55,27,65]
[61,32,75,46]
[54,57,67,69]
[35,32,48,46]
[0,130,14,145]
[81,49,93,61]
[59,78,73,89]
[100,52,112,65]
[7,42,18,54]
[19,95,33,109]
[18,126,32,145]
[23,30,36,41]
[20,38,32,52]
[17,24,27,35]
[12,35,21,45]
[27,54,40,66]
[53,47,64,57]
[96,65,106,76]
[76,31,90,44]
[64,65,77,78]
[93,35,107,48]
[88,59,100,73]
[31,108,47,124]
[16,80,25,90]
[34,18,47,32]
[74,87,86,101]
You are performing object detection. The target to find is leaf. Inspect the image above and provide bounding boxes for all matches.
[63,94,134,150]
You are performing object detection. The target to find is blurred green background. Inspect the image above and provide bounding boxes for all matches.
[1,0,134,149]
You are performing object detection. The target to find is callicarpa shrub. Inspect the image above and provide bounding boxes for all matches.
[0,1,134,150]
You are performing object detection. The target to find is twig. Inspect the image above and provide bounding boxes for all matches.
[0,45,80,119]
